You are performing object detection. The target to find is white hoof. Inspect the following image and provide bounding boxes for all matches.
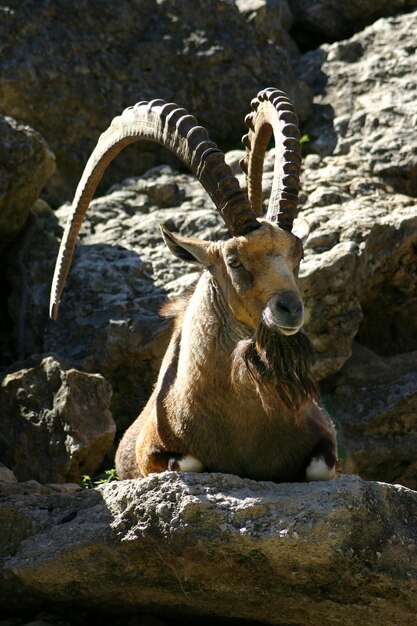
[306,456,336,481]
[177,454,204,472]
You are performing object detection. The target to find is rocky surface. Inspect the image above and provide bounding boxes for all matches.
[0,355,115,483]
[298,12,417,185]
[288,0,417,49]
[0,114,55,254]
[0,0,311,204]
[328,344,417,490]
[0,473,416,625]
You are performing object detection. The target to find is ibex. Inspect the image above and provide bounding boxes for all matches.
[50,88,337,483]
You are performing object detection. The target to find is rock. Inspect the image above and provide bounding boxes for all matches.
[0,463,17,483]
[290,10,417,375]
[0,0,311,204]
[298,156,417,378]
[298,10,417,188]
[236,0,294,44]
[327,344,417,490]
[0,115,55,254]
[288,0,417,49]
[0,354,115,484]
[0,115,54,372]
[0,473,416,625]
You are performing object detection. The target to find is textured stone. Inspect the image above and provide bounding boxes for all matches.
[0,0,311,204]
[329,344,417,490]
[290,10,417,374]
[0,473,416,625]
[236,0,295,51]
[0,354,115,483]
[0,115,55,253]
[298,10,417,190]
[298,156,417,377]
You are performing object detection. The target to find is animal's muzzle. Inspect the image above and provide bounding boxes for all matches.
[263,291,304,334]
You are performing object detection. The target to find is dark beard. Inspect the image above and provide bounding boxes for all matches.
[232,321,318,415]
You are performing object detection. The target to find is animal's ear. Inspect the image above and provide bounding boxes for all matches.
[160,224,215,267]
[292,218,310,245]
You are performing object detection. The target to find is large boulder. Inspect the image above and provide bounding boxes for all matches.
[0,354,115,483]
[0,114,55,254]
[0,0,311,204]
[297,155,417,378]
[0,473,416,625]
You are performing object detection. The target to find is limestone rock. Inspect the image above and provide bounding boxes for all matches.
[329,344,417,490]
[290,10,417,375]
[0,115,55,254]
[288,0,417,49]
[298,10,417,190]
[298,156,417,378]
[0,354,115,483]
[0,473,416,625]
[0,0,311,204]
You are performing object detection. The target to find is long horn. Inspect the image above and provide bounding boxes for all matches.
[240,88,301,231]
[50,100,260,320]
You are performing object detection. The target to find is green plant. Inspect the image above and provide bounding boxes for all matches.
[80,468,119,489]
[300,133,310,158]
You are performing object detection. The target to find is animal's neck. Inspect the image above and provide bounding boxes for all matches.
[176,272,251,388]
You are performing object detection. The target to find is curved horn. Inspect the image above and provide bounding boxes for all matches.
[240,88,301,231]
[50,99,260,320]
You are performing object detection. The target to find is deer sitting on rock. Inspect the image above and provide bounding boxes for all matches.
[50,88,337,483]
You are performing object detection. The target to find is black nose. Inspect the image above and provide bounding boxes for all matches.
[273,291,303,327]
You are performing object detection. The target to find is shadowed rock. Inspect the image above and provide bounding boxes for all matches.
[0,115,55,254]
[329,344,417,490]
[0,354,115,483]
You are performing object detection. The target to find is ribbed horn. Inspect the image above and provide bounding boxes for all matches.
[50,100,260,320]
[240,88,301,231]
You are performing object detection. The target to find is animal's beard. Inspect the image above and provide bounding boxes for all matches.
[232,321,318,415]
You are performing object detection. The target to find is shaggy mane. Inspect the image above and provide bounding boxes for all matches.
[232,321,318,417]
[160,290,195,328]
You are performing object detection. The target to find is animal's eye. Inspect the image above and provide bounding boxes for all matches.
[227,257,242,269]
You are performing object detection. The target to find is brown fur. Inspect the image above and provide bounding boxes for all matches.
[115,221,338,483]
[232,322,318,417]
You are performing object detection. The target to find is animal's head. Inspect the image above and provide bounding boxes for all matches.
[161,218,309,335]
[49,88,307,334]
[160,87,308,335]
